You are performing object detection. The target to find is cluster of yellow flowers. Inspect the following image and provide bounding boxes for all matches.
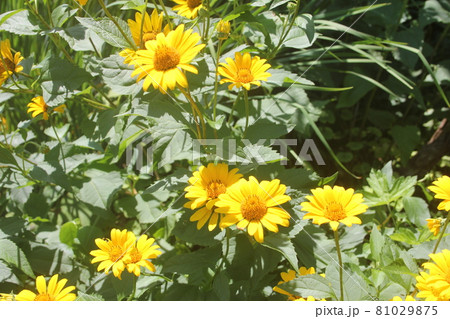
[90,228,162,279]
[184,163,368,243]
[119,5,271,94]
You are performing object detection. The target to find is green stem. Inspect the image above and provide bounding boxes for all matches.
[431,211,450,254]
[157,0,172,29]
[334,230,344,301]
[243,88,250,137]
[139,0,150,49]
[212,39,223,117]
[211,227,231,285]
[227,91,242,126]
[98,0,137,50]
[50,116,67,172]
[127,275,137,301]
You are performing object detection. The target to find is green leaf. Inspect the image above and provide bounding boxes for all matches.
[370,226,384,262]
[283,14,317,49]
[76,17,132,48]
[171,211,221,246]
[0,9,40,35]
[78,170,123,210]
[261,233,298,270]
[40,57,91,106]
[51,4,77,28]
[163,245,221,275]
[326,263,374,300]
[76,292,105,301]
[403,197,430,227]
[0,238,35,278]
[59,222,78,247]
[279,274,335,299]
[213,271,230,301]
[390,125,421,166]
[101,54,141,95]
[390,228,420,245]
[0,144,20,168]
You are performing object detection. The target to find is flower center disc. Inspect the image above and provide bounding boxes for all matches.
[1,58,15,72]
[35,293,53,301]
[237,68,254,83]
[206,181,227,199]
[325,202,346,221]
[129,248,142,264]
[187,0,202,9]
[154,46,180,71]
[109,245,124,262]
[241,195,267,221]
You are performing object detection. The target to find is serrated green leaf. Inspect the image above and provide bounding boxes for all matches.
[78,170,123,209]
[0,238,35,278]
[76,17,132,48]
[279,274,335,299]
[261,233,298,270]
[59,222,78,247]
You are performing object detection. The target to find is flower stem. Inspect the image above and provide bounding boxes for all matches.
[334,229,344,301]
[227,91,242,126]
[431,211,450,254]
[139,0,150,49]
[178,86,205,139]
[127,275,137,301]
[156,0,172,30]
[98,0,137,50]
[243,88,250,137]
[212,39,223,118]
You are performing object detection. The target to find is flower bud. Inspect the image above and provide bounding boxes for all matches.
[217,20,231,40]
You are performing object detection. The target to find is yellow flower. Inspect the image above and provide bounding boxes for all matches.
[172,0,203,19]
[428,176,450,211]
[294,296,325,301]
[215,176,291,243]
[0,116,8,133]
[390,295,416,301]
[0,39,24,86]
[218,52,271,90]
[426,218,442,236]
[217,20,231,40]
[15,275,76,301]
[76,0,88,5]
[0,293,13,301]
[184,163,242,231]
[416,249,450,301]
[129,10,168,48]
[129,24,205,93]
[90,229,137,279]
[27,96,65,120]
[123,235,162,277]
[273,267,325,301]
[301,185,368,231]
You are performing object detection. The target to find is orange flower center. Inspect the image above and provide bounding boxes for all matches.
[187,0,202,9]
[1,57,15,73]
[324,202,346,221]
[241,195,267,221]
[154,45,180,71]
[142,31,158,44]
[35,293,53,301]
[237,68,254,83]
[128,248,142,264]
[206,180,227,199]
[109,245,124,262]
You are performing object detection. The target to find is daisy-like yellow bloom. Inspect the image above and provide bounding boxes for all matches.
[27,96,65,121]
[426,218,443,236]
[428,176,450,211]
[294,296,325,301]
[75,0,88,5]
[128,10,167,48]
[90,229,137,279]
[273,267,325,300]
[218,52,271,91]
[123,234,162,277]
[416,249,450,301]
[0,293,13,301]
[184,163,242,231]
[15,275,76,301]
[215,176,291,243]
[217,20,231,40]
[130,24,205,93]
[172,0,203,19]
[301,185,368,231]
[390,295,416,301]
[0,39,23,86]
[0,116,8,133]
